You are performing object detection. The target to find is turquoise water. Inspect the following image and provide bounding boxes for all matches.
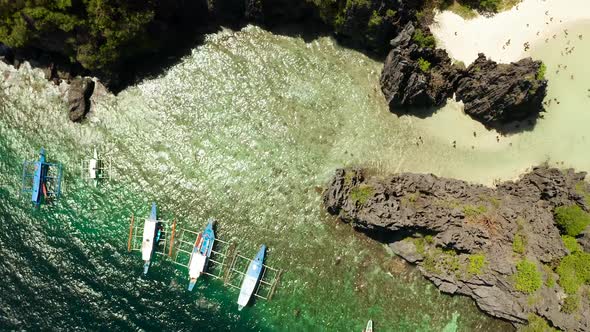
[9,23,586,330]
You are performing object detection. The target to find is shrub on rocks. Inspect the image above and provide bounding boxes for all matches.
[556,251,590,295]
[554,204,590,237]
[514,259,542,294]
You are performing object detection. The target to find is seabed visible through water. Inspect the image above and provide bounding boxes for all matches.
[1,21,589,331]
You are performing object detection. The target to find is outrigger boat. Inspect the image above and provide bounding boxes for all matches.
[363,320,373,332]
[237,245,266,310]
[187,219,216,291]
[22,148,63,206]
[141,203,163,274]
[170,221,232,289]
[225,245,282,309]
[80,148,112,187]
[88,148,99,184]
[81,147,112,186]
[127,204,173,275]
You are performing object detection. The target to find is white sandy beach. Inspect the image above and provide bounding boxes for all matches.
[430,0,590,64]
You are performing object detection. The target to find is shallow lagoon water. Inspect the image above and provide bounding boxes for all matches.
[1,22,588,330]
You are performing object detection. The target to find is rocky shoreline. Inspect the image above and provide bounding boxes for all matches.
[324,166,590,331]
[1,0,547,127]
[380,22,547,131]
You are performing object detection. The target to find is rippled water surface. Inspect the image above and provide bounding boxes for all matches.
[7,22,588,330]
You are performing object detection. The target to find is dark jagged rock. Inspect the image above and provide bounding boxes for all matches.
[0,43,14,65]
[456,54,548,126]
[324,166,590,331]
[380,22,458,110]
[67,77,95,123]
[379,24,547,129]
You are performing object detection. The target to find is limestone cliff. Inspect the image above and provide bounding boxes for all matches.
[324,166,590,331]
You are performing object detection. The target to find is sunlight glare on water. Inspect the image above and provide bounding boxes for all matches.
[0,24,559,331]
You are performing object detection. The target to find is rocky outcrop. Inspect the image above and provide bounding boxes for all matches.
[67,77,95,122]
[380,22,458,109]
[380,23,547,129]
[0,43,14,65]
[0,43,83,84]
[456,54,548,125]
[578,230,590,252]
[324,166,590,331]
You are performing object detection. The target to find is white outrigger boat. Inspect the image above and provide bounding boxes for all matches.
[187,219,216,291]
[170,219,232,290]
[237,245,266,310]
[142,203,163,274]
[363,320,373,332]
[225,245,282,310]
[127,203,172,275]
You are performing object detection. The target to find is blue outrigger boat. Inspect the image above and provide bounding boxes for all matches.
[187,218,216,291]
[22,148,63,206]
[237,245,266,310]
[141,203,162,275]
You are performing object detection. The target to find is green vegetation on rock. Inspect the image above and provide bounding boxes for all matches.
[441,249,461,272]
[350,184,374,205]
[477,0,502,12]
[434,0,519,20]
[468,254,487,275]
[1,0,405,80]
[385,9,396,19]
[417,57,431,72]
[463,204,487,218]
[543,265,555,288]
[554,204,590,237]
[514,259,542,294]
[344,171,354,186]
[308,0,400,52]
[0,0,160,72]
[562,235,581,253]
[413,237,426,255]
[513,233,526,254]
[446,2,478,19]
[421,247,463,276]
[422,254,440,274]
[412,28,436,49]
[368,10,383,28]
[562,295,580,314]
[575,181,590,207]
[556,251,590,295]
[536,63,547,80]
[520,313,558,332]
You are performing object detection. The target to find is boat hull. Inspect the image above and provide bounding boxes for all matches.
[141,203,159,275]
[188,278,197,291]
[237,245,266,310]
[186,220,215,289]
